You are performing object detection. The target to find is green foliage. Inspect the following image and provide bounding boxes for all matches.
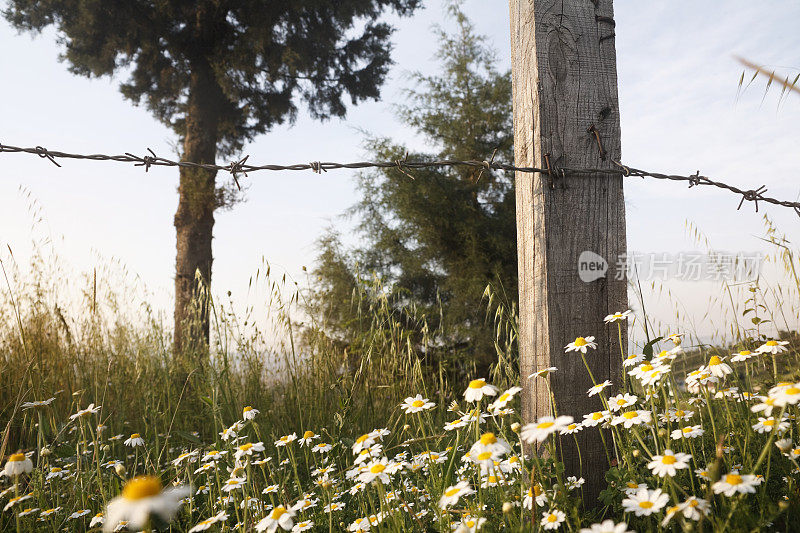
[309,3,516,375]
[3,0,420,157]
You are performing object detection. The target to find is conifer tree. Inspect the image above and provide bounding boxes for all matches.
[4,0,420,352]
[310,4,515,372]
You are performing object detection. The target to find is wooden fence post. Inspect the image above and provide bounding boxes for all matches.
[509,0,627,505]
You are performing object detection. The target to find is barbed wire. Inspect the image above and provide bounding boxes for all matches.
[1,142,798,216]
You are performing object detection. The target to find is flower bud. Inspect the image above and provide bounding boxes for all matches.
[102,444,111,453]
[114,463,127,477]
[39,447,52,458]
[402,424,411,431]
[657,428,668,438]
[632,449,640,458]
[779,500,790,511]
[511,422,521,433]
[502,502,513,513]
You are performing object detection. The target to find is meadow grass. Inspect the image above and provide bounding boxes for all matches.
[1,221,799,532]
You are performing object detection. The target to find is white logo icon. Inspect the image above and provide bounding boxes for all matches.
[578,251,608,283]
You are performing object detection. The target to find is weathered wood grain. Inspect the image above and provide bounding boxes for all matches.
[509,0,627,506]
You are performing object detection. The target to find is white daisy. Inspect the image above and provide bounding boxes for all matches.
[771,382,800,407]
[608,393,638,412]
[275,433,297,447]
[670,425,704,439]
[582,411,610,428]
[255,506,295,532]
[3,453,33,477]
[528,367,558,379]
[611,410,651,428]
[487,386,522,411]
[298,431,319,446]
[756,340,789,354]
[604,310,632,323]
[731,350,756,363]
[712,471,759,496]
[234,441,265,461]
[103,476,189,532]
[565,336,597,354]
[463,379,498,402]
[540,509,566,530]
[189,511,229,532]
[521,416,574,443]
[70,403,101,421]
[751,416,789,434]
[439,480,474,509]
[587,380,612,397]
[400,395,435,414]
[647,449,691,477]
[580,520,635,533]
[242,406,259,420]
[621,488,669,516]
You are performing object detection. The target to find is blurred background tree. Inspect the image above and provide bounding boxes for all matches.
[308,2,517,377]
[3,0,420,354]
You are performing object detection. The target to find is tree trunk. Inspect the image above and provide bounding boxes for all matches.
[509,0,627,506]
[173,62,222,354]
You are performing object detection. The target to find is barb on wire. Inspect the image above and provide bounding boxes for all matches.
[0,142,798,216]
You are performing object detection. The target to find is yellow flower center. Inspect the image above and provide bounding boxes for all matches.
[591,412,603,420]
[122,476,162,501]
[640,364,653,372]
[534,485,543,496]
[574,337,587,347]
[239,443,253,452]
[675,410,685,417]
[689,499,699,507]
[763,419,775,426]
[303,431,315,439]
[622,411,638,419]
[370,463,386,474]
[412,400,425,408]
[130,433,140,439]
[639,501,654,509]
[537,421,554,429]
[243,406,252,412]
[616,399,627,406]
[445,488,460,497]
[725,474,742,485]
[469,379,486,389]
[480,433,497,445]
[766,398,776,406]
[766,341,778,346]
[661,455,677,465]
[547,514,558,522]
[487,475,498,483]
[785,387,800,396]
[567,424,577,430]
[50,467,61,472]
[271,507,288,519]
[498,393,510,402]
[626,482,638,489]
[708,356,722,366]
[739,351,751,356]
[683,427,693,433]
[8,453,26,462]
[356,434,369,444]
[477,452,492,461]
[466,520,476,527]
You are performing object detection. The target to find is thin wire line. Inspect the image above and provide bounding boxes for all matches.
[1,142,798,215]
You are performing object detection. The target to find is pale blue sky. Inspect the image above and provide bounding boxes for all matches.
[1,1,799,339]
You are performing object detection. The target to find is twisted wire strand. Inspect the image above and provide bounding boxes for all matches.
[1,142,798,214]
